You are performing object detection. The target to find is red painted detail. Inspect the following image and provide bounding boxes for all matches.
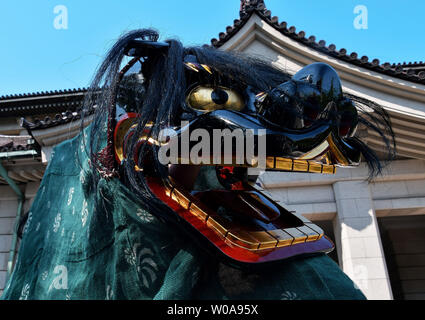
[146,177,334,264]
[113,112,139,163]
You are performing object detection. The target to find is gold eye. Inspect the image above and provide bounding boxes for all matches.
[186,86,245,112]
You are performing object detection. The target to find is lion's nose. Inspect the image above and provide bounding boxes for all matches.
[292,62,343,99]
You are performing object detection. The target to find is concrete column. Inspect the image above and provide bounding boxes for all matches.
[333,180,393,300]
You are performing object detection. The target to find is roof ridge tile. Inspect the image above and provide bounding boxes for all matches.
[212,1,424,84]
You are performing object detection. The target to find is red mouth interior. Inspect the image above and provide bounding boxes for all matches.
[192,189,303,229]
[146,164,334,264]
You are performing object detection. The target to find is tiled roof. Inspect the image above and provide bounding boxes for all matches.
[0,88,87,100]
[21,107,95,130]
[0,135,38,154]
[0,88,87,117]
[212,0,425,84]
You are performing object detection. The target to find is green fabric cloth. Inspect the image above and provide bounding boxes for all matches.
[1,129,366,300]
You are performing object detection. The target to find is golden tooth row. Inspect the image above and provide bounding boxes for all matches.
[266,157,336,174]
[166,185,324,251]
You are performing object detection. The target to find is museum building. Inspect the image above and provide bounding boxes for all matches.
[1,1,425,299]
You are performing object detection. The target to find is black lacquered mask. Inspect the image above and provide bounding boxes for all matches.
[85,31,395,268]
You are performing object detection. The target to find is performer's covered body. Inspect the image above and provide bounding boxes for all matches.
[1,30,394,300]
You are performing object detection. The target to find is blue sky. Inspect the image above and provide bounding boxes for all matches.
[0,0,423,96]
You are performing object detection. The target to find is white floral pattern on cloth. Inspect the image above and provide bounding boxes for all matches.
[137,248,159,289]
[124,244,159,289]
[124,247,137,266]
[136,209,154,223]
[105,285,114,300]
[79,132,89,153]
[81,200,88,227]
[41,271,49,281]
[79,171,86,184]
[133,244,158,289]
[280,291,299,300]
[53,213,62,233]
[67,187,75,206]
[22,212,33,235]
[19,284,30,300]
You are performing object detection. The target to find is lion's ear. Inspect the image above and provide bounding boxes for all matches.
[125,40,169,58]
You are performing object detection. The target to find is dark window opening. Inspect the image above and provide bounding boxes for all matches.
[378,215,425,300]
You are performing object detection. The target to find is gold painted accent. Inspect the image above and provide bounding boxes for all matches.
[305,223,324,239]
[320,152,332,165]
[206,215,231,238]
[266,157,335,175]
[185,62,199,72]
[226,230,260,250]
[165,183,327,252]
[322,165,336,174]
[114,118,137,163]
[275,157,293,171]
[164,185,173,197]
[201,64,213,74]
[298,139,330,160]
[293,160,309,172]
[284,228,307,245]
[297,225,320,242]
[327,135,349,166]
[266,157,275,169]
[137,135,161,147]
[267,229,294,247]
[168,154,335,174]
[186,85,245,112]
[171,189,191,210]
[250,231,278,249]
[308,162,323,173]
[189,203,209,222]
